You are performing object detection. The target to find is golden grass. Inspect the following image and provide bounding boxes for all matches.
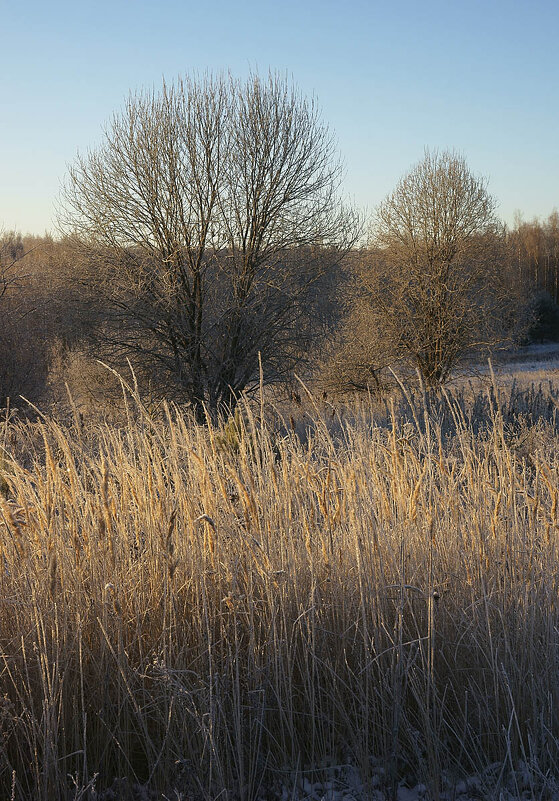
[0,384,559,799]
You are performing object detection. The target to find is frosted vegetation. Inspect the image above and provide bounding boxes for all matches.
[2,72,559,801]
[1,376,559,799]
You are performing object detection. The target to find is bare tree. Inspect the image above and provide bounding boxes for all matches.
[344,150,515,388]
[60,73,357,419]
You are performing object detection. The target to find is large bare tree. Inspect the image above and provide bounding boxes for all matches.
[60,73,357,419]
[341,150,515,389]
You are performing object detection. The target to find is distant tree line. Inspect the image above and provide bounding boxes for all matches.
[509,212,559,303]
[506,212,559,344]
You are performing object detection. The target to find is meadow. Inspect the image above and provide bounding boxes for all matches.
[1,374,559,800]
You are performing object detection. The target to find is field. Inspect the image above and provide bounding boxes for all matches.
[1,370,559,800]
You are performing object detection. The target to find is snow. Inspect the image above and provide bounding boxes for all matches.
[265,760,559,801]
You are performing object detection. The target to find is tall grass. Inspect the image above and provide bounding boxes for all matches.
[1,382,559,799]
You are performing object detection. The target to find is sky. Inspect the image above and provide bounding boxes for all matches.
[1,0,558,235]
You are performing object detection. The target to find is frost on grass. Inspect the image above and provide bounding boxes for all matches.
[2,380,559,800]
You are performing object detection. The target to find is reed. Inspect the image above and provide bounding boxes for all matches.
[0,382,558,799]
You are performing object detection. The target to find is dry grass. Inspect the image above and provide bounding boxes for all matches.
[1,381,559,799]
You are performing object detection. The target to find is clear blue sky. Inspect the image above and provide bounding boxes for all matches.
[2,0,558,234]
